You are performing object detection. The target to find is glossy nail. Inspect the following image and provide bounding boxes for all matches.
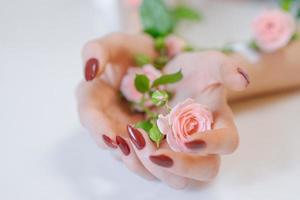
[116,136,130,156]
[185,140,206,150]
[127,125,145,150]
[84,58,99,81]
[237,67,250,86]
[149,155,173,168]
[102,134,117,149]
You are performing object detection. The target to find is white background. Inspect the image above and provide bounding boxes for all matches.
[1,0,300,199]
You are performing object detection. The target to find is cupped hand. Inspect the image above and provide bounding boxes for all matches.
[76,33,249,189]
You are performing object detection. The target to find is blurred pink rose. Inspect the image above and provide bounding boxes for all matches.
[126,0,141,7]
[120,64,161,103]
[252,9,296,52]
[166,35,186,57]
[157,98,213,152]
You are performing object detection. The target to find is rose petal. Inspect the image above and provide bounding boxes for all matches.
[157,114,170,135]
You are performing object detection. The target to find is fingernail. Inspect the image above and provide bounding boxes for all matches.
[185,140,206,150]
[237,67,250,86]
[127,125,145,150]
[116,136,130,156]
[102,134,117,149]
[84,58,99,81]
[149,155,173,168]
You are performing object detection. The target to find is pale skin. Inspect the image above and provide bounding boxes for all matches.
[228,40,300,101]
[76,33,300,189]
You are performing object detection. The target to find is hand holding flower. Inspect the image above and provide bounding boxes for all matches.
[77,33,249,189]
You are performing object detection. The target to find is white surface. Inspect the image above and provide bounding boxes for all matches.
[1,0,300,199]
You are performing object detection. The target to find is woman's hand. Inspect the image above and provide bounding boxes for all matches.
[164,51,250,155]
[76,33,158,181]
[126,51,249,188]
[76,33,249,189]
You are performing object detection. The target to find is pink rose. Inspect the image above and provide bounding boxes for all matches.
[157,98,213,152]
[252,9,296,52]
[165,35,186,57]
[120,64,161,103]
[127,0,141,7]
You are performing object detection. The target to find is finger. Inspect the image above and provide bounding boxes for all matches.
[219,56,250,91]
[76,79,118,148]
[115,136,156,181]
[76,78,133,147]
[186,105,239,154]
[126,125,189,189]
[76,79,156,180]
[82,32,156,81]
[150,149,221,181]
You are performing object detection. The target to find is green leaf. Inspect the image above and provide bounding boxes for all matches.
[183,45,194,52]
[249,40,260,51]
[135,121,153,133]
[149,120,164,147]
[291,32,300,41]
[140,0,175,37]
[152,70,183,87]
[279,0,293,11]
[134,54,151,67]
[134,74,150,93]
[221,46,234,54]
[151,90,169,106]
[171,5,202,21]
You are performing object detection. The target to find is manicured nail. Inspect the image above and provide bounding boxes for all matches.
[84,58,99,81]
[116,136,130,156]
[102,135,117,149]
[185,140,206,150]
[237,67,250,86]
[127,125,145,150]
[149,155,173,168]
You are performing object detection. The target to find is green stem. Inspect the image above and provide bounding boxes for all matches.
[140,94,157,120]
[165,101,172,113]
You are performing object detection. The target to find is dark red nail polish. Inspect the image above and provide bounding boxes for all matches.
[116,136,130,156]
[149,155,173,168]
[85,58,99,81]
[127,125,145,150]
[102,135,117,149]
[185,140,206,150]
[237,67,250,85]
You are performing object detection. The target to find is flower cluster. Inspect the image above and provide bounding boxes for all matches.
[119,0,212,151]
[120,34,192,148]
[119,0,300,151]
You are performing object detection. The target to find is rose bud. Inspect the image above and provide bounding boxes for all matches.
[151,90,169,106]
